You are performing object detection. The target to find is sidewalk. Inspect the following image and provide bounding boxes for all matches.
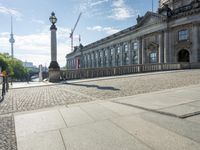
[14,84,200,150]
[9,81,53,89]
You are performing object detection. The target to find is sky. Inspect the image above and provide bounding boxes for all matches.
[0,0,158,67]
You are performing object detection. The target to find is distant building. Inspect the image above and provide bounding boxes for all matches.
[23,61,34,68]
[66,0,200,69]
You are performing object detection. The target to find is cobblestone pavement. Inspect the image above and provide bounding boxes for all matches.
[0,114,17,150]
[60,70,200,100]
[1,69,200,149]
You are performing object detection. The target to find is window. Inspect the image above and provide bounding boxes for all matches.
[133,42,138,50]
[111,48,114,55]
[178,30,188,41]
[124,53,129,65]
[124,44,128,52]
[117,46,120,54]
[132,50,138,64]
[149,52,157,63]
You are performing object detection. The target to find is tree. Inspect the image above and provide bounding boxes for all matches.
[0,53,28,81]
[0,54,8,71]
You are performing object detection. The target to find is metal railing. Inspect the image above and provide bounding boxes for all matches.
[61,63,191,80]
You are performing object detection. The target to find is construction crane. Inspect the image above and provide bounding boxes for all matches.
[70,12,82,51]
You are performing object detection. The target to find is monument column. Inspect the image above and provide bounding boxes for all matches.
[48,12,60,82]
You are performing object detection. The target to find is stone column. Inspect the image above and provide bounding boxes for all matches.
[107,48,111,67]
[39,65,43,82]
[91,52,94,68]
[48,12,60,82]
[128,41,132,65]
[113,46,116,67]
[159,32,164,63]
[164,30,169,63]
[139,38,142,64]
[96,51,100,68]
[142,38,145,64]
[191,24,199,63]
[120,44,123,66]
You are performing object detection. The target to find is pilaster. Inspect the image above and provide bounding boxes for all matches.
[164,30,169,63]
[159,32,164,63]
[128,41,132,65]
[191,23,199,63]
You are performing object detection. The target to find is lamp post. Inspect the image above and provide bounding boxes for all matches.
[48,12,60,82]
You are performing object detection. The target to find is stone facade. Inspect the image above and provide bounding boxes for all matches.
[66,0,200,70]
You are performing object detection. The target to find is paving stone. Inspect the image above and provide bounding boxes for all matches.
[111,115,200,150]
[100,101,145,116]
[14,109,66,138]
[160,104,200,118]
[188,101,200,107]
[59,107,94,127]
[79,103,119,121]
[186,115,200,125]
[0,115,17,150]
[161,90,200,101]
[140,112,200,143]
[1,70,200,150]
[17,130,65,150]
[60,120,152,150]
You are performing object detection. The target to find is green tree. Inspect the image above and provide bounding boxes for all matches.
[0,53,28,81]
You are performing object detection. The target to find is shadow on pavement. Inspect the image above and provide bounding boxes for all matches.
[64,82,120,91]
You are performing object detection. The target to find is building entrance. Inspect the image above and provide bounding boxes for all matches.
[178,49,190,62]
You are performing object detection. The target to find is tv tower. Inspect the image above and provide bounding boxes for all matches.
[9,16,15,58]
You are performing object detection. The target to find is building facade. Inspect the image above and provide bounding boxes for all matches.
[66,0,200,70]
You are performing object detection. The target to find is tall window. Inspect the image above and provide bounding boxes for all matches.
[132,42,138,64]
[149,52,157,63]
[124,44,128,52]
[133,42,138,50]
[178,30,188,41]
[123,44,128,65]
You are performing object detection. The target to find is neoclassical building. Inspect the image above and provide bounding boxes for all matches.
[66,0,200,69]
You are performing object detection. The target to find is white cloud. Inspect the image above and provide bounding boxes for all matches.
[31,19,45,25]
[0,25,71,67]
[87,25,120,35]
[108,0,138,20]
[0,5,22,19]
[78,0,109,17]
[90,0,109,6]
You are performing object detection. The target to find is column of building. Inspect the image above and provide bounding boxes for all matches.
[142,38,145,64]
[159,31,164,63]
[139,38,142,64]
[119,43,123,66]
[112,46,116,67]
[191,23,199,63]
[107,48,111,67]
[128,41,132,65]
[164,29,169,63]
[96,50,100,68]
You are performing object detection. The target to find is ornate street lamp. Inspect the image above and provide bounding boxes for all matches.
[48,12,60,82]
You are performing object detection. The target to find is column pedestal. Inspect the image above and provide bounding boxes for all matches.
[49,68,60,82]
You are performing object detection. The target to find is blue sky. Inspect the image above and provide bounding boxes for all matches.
[0,0,158,67]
